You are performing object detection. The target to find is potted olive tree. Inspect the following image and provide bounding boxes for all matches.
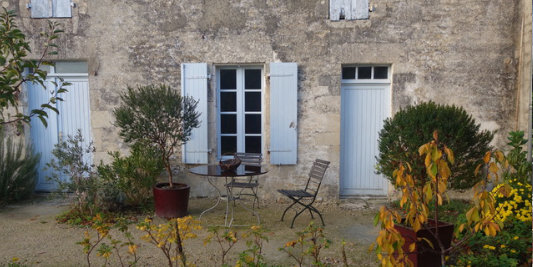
[114,84,200,218]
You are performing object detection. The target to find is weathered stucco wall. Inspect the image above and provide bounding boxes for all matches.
[11,0,528,199]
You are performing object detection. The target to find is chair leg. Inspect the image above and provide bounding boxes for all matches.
[227,187,236,207]
[290,206,308,228]
[281,200,298,222]
[308,208,314,219]
[309,205,325,226]
[251,188,259,211]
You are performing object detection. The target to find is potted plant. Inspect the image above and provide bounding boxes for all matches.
[373,131,510,267]
[114,84,200,218]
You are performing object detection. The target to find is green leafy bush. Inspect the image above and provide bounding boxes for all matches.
[0,133,39,205]
[376,101,493,189]
[504,131,531,183]
[46,130,100,214]
[452,217,531,267]
[98,142,164,208]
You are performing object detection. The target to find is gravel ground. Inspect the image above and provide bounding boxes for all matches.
[0,196,380,266]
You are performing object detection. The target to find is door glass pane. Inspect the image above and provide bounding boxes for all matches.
[55,61,88,73]
[245,136,261,153]
[358,67,371,79]
[220,114,236,133]
[221,136,237,155]
[220,92,236,112]
[342,67,355,79]
[245,69,261,89]
[245,114,261,134]
[220,69,236,89]
[374,67,388,79]
[245,92,261,111]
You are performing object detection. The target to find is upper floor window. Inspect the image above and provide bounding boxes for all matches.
[30,0,72,18]
[330,0,368,21]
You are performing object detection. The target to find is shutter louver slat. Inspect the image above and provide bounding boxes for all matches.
[181,63,209,164]
[270,62,298,165]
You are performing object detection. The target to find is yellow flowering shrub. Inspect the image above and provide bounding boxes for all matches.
[136,216,201,267]
[492,179,532,223]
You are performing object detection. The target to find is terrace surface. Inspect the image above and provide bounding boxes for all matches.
[0,196,381,266]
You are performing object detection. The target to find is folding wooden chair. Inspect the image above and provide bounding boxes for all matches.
[277,159,330,228]
[225,153,262,210]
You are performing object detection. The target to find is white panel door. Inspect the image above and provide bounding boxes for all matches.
[29,76,91,191]
[340,83,390,196]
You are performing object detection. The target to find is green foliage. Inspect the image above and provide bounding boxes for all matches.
[46,130,100,214]
[0,8,68,129]
[504,131,531,183]
[0,132,39,205]
[376,101,493,190]
[2,257,28,267]
[98,142,164,208]
[451,218,531,267]
[113,84,200,187]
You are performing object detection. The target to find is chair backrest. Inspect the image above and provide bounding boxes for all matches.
[304,159,330,198]
[235,153,262,166]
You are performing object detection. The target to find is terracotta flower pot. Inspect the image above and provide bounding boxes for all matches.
[394,219,454,267]
[153,183,190,218]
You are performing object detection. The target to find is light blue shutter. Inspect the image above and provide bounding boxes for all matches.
[181,63,209,164]
[330,0,368,20]
[31,0,52,18]
[354,0,369,20]
[54,0,72,18]
[270,63,298,165]
[329,0,342,21]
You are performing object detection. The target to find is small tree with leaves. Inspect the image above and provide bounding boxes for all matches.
[0,8,67,130]
[113,84,200,188]
[372,131,510,267]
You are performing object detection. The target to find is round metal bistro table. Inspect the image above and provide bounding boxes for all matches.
[189,164,268,227]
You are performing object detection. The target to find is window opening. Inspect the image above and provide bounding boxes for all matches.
[342,66,389,80]
[218,67,263,158]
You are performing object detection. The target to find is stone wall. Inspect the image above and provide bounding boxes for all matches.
[10,0,529,199]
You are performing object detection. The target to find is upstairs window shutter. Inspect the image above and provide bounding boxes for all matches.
[31,0,52,18]
[30,0,71,18]
[330,0,368,21]
[181,63,209,164]
[54,0,72,18]
[354,0,369,19]
[270,62,298,165]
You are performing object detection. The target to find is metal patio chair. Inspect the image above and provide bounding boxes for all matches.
[278,159,330,228]
[225,153,262,210]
